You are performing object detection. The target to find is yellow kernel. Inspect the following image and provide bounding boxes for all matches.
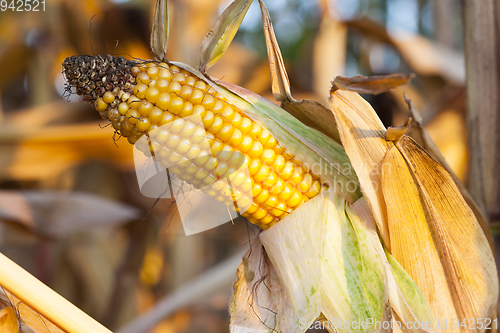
[286,190,302,207]
[118,102,129,115]
[159,68,172,80]
[217,145,236,162]
[156,79,169,92]
[159,112,175,126]
[254,165,271,183]
[192,105,206,118]
[210,139,224,155]
[165,134,180,149]
[289,166,304,185]
[194,169,209,180]
[227,129,243,147]
[147,66,159,79]
[237,136,253,153]
[185,145,202,160]
[206,132,215,146]
[304,180,321,198]
[131,67,141,76]
[103,91,115,104]
[149,107,163,124]
[94,98,107,112]
[278,182,295,201]
[148,79,157,88]
[270,177,286,195]
[179,120,197,138]
[259,129,271,146]
[216,162,229,178]
[148,124,158,132]
[221,106,235,122]
[193,154,210,167]
[136,117,151,132]
[262,171,278,188]
[270,202,287,217]
[122,121,134,132]
[127,95,141,109]
[246,202,259,214]
[191,126,207,144]
[239,118,253,134]
[166,151,182,164]
[260,214,275,225]
[299,174,313,193]
[134,83,147,99]
[127,135,140,144]
[146,87,159,104]
[252,183,263,197]
[248,158,262,176]
[272,155,286,173]
[137,72,150,84]
[180,85,193,100]
[107,109,120,121]
[173,73,186,84]
[156,93,171,110]
[203,156,217,172]
[175,138,191,154]
[138,100,153,116]
[217,123,234,142]
[126,109,140,124]
[249,123,262,139]
[208,115,224,134]
[170,118,186,134]
[194,80,207,91]
[274,143,286,155]
[252,207,267,220]
[264,136,277,149]
[248,141,264,158]
[186,76,196,86]
[167,81,182,95]
[278,161,295,180]
[202,111,214,128]
[191,89,204,104]
[263,196,278,209]
[231,113,242,127]
[201,95,215,110]
[212,101,224,114]
[255,188,270,203]
[260,149,276,166]
[169,97,184,115]
[178,102,194,118]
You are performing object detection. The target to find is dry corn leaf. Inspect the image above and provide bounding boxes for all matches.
[0,190,140,238]
[198,0,252,71]
[0,307,19,333]
[404,96,493,250]
[332,74,414,96]
[385,117,411,142]
[258,1,341,144]
[150,0,170,61]
[329,88,498,332]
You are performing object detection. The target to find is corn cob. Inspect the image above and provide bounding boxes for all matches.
[63,55,325,229]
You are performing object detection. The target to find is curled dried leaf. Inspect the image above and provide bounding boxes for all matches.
[332,74,414,95]
[150,0,169,61]
[385,116,411,141]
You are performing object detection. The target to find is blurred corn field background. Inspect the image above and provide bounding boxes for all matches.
[0,0,491,332]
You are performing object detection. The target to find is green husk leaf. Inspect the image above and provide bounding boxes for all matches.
[150,0,169,61]
[199,0,252,72]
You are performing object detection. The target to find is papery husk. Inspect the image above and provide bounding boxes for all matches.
[231,188,392,333]
[0,307,18,333]
[150,0,169,61]
[329,88,498,333]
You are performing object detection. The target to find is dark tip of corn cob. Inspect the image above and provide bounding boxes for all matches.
[63,54,325,229]
[62,54,136,103]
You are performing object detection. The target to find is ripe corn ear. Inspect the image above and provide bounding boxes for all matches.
[63,55,326,229]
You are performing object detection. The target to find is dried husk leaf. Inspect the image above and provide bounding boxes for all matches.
[332,74,414,95]
[397,136,498,328]
[150,0,169,61]
[329,89,390,245]
[404,96,493,250]
[199,0,252,72]
[329,88,498,332]
[385,117,411,142]
[0,307,18,333]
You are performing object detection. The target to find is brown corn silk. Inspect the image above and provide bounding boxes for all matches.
[63,55,325,229]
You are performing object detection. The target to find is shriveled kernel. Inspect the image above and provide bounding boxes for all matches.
[131,67,141,76]
[103,91,115,104]
[95,98,107,112]
[122,121,134,132]
[127,135,140,144]
[146,87,159,103]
